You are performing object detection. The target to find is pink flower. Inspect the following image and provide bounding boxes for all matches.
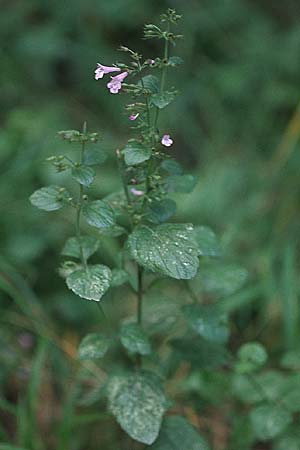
[147,59,155,66]
[94,63,120,80]
[161,134,173,147]
[107,71,128,94]
[131,188,144,196]
[129,113,139,121]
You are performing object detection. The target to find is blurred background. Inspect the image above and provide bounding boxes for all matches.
[2,0,300,448]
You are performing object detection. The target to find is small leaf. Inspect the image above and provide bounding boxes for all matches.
[250,404,292,440]
[150,415,210,450]
[108,371,166,445]
[151,92,176,109]
[145,199,177,224]
[127,224,199,280]
[193,226,222,257]
[66,264,112,301]
[123,142,151,166]
[71,166,95,187]
[182,304,229,344]
[111,269,129,287]
[236,342,268,373]
[168,56,184,67]
[83,200,115,229]
[61,236,99,261]
[83,148,107,166]
[140,75,160,93]
[30,186,69,211]
[78,333,110,360]
[165,174,197,193]
[120,323,152,355]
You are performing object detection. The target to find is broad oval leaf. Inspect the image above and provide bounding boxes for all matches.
[123,142,151,166]
[108,371,166,445]
[250,404,292,441]
[140,75,160,93]
[127,224,199,280]
[83,200,115,229]
[182,304,229,344]
[71,165,95,187]
[78,333,110,360]
[66,264,112,301]
[83,148,107,166]
[151,92,176,109]
[150,415,210,450]
[61,236,99,261]
[193,226,222,257]
[160,159,183,175]
[111,268,129,287]
[236,342,268,373]
[165,174,197,193]
[145,199,177,224]
[120,323,152,355]
[30,186,69,211]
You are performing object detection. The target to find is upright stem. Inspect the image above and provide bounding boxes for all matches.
[137,265,143,325]
[154,23,170,130]
[76,122,87,269]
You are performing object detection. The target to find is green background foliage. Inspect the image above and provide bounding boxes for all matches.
[2,0,300,448]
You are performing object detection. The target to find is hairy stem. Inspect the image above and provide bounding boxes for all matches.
[154,23,170,130]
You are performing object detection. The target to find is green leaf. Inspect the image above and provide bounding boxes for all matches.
[123,142,151,166]
[140,75,160,93]
[165,174,197,193]
[275,428,300,450]
[71,165,95,187]
[232,371,286,405]
[236,342,268,373]
[30,185,69,211]
[193,226,222,257]
[150,415,210,450]
[108,371,166,445]
[168,56,184,67]
[145,199,177,224]
[190,261,248,298]
[171,336,229,369]
[120,323,152,355]
[250,404,292,440]
[151,92,176,109]
[78,333,110,360]
[127,224,199,280]
[161,159,183,175]
[61,236,99,261]
[83,148,107,166]
[66,264,112,301]
[182,304,229,344]
[83,200,115,229]
[111,269,129,287]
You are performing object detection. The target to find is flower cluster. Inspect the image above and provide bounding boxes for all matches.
[94,63,128,94]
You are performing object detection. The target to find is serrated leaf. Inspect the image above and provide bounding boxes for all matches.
[108,371,166,445]
[71,165,95,187]
[83,148,107,166]
[150,415,210,450]
[140,75,160,93]
[66,264,112,301]
[250,404,292,441]
[83,200,115,229]
[182,304,229,344]
[111,268,129,287]
[193,226,222,257]
[30,186,69,211]
[165,174,197,193]
[190,261,248,297]
[120,323,152,355]
[78,333,110,360]
[145,199,177,224]
[123,142,151,166]
[61,236,99,261]
[151,92,176,109]
[127,224,199,280]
